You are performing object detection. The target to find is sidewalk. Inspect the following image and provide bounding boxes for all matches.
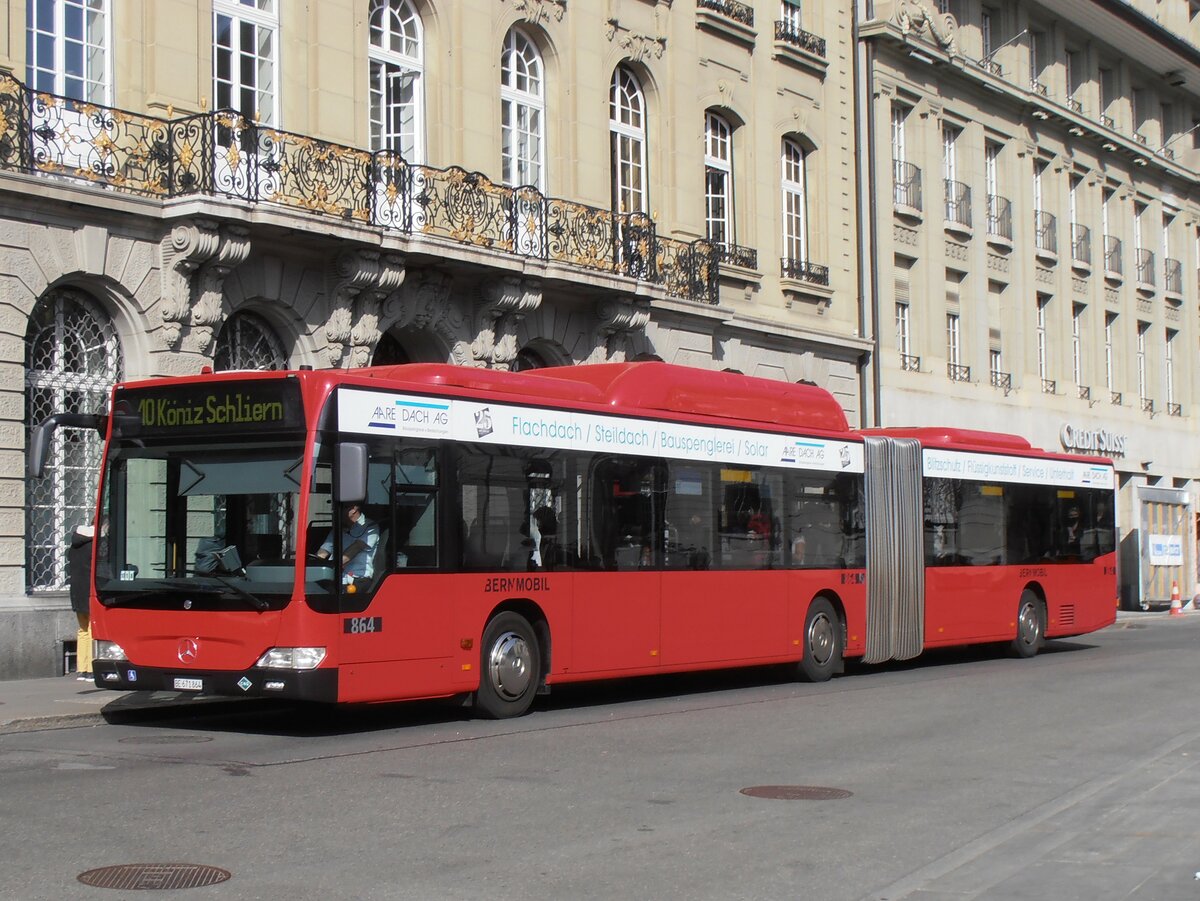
[0,608,1183,734]
[0,674,255,733]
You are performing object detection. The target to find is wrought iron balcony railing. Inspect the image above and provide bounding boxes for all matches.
[947,363,971,382]
[987,194,1012,241]
[1141,397,1155,414]
[1104,235,1123,276]
[1034,210,1057,255]
[990,370,1012,395]
[1100,113,1115,129]
[944,179,971,229]
[1077,385,1091,401]
[1067,97,1083,114]
[0,72,719,303]
[1110,391,1122,406]
[976,58,1003,77]
[1042,379,1057,394]
[715,242,758,269]
[1071,223,1091,266]
[1030,79,1048,97]
[1136,248,1156,288]
[1134,132,1148,145]
[780,258,830,285]
[893,160,922,211]
[774,20,826,56]
[697,0,754,27]
[1164,257,1182,295]
[1168,403,1182,417]
[900,353,921,372]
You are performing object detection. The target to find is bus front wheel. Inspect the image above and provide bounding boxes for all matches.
[1010,591,1045,659]
[798,598,842,683]
[475,612,541,719]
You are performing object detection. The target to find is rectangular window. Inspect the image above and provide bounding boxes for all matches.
[780,0,802,31]
[1036,295,1049,380]
[27,0,110,103]
[989,348,1003,378]
[1072,303,1085,387]
[946,313,961,367]
[705,112,734,247]
[896,302,911,356]
[1165,329,1176,408]
[214,0,278,125]
[1104,313,1117,391]
[1137,321,1149,402]
[781,139,807,263]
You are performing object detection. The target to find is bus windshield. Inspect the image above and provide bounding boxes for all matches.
[96,438,331,608]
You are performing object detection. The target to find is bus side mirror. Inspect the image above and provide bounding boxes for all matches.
[28,413,108,479]
[336,442,368,505]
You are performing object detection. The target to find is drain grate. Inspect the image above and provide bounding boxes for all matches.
[740,785,853,801]
[78,864,231,890]
[118,735,213,745]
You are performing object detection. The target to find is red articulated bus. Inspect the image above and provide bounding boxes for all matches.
[30,362,1116,718]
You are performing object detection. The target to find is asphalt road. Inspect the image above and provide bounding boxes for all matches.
[2,615,1199,900]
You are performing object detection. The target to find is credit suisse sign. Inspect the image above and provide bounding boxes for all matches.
[1059,423,1127,457]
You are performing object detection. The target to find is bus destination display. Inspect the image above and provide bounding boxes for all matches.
[112,380,304,438]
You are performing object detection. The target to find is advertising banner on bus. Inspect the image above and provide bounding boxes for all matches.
[336,388,865,474]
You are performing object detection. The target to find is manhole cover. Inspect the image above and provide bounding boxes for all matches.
[78,864,230,890]
[118,735,213,745]
[740,785,853,801]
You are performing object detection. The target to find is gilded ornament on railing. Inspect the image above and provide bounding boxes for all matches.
[0,71,719,305]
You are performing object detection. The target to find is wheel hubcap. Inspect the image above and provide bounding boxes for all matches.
[489,631,533,701]
[808,613,835,666]
[1018,603,1040,646]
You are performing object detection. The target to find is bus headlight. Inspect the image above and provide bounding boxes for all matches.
[93,640,128,661]
[254,647,327,670]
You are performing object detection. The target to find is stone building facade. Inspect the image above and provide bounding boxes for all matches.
[0,0,865,677]
[858,0,1200,608]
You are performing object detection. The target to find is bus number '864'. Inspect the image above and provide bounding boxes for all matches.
[344,616,383,634]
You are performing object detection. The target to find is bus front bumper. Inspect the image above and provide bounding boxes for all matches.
[91,661,338,703]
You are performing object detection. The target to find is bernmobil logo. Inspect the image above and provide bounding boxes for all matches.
[369,404,398,429]
[475,407,494,438]
[840,445,851,469]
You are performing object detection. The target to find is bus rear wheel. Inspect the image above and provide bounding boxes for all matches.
[475,612,541,719]
[1010,591,1045,659]
[798,598,842,683]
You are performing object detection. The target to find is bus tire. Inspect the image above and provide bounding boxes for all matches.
[1010,591,1045,659]
[475,612,541,719]
[798,598,841,683]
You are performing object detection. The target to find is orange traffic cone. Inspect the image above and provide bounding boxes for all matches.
[1169,581,1184,616]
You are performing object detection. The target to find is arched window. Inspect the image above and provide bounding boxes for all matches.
[704,111,734,247]
[368,0,424,162]
[781,137,809,265]
[500,28,545,190]
[213,311,287,371]
[610,66,647,214]
[25,288,123,591]
[513,346,551,371]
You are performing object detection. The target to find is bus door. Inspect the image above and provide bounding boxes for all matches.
[862,437,924,664]
[572,456,664,674]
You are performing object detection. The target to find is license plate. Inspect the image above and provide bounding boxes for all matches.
[173,677,203,691]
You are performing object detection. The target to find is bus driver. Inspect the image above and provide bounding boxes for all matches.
[317,503,380,584]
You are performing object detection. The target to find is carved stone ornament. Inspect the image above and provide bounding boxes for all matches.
[159,220,251,349]
[606,19,666,62]
[893,0,959,57]
[595,296,651,363]
[325,249,407,368]
[508,0,565,25]
[474,276,542,369]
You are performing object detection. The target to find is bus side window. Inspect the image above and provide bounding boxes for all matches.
[394,447,437,569]
[591,457,665,570]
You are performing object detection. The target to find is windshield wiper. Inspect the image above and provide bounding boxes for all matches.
[206,573,269,611]
[99,579,225,607]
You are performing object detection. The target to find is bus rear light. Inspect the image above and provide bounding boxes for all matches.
[255,647,327,670]
[94,640,128,662]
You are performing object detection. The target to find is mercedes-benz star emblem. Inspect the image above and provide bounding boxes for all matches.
[177,638,199,664]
